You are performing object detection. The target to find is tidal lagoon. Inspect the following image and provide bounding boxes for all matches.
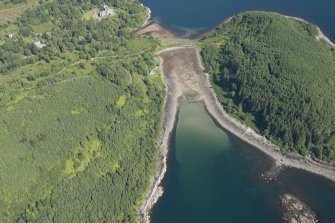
[151,102,335,223]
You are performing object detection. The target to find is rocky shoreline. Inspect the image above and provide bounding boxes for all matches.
[139,4,152,28]
[284,15,335,48]
[138,46,185,223]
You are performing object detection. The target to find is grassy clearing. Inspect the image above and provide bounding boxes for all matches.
[126,38,156,53]
[0,24,19,40]
[82,8,98,20]
[116,95,127,109]
[32,21,53,32]
[0,1,37,24]
[64,139,102,179]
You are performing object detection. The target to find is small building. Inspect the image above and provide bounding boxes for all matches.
[93,4,114,20]
[7,33,14,38]
[149,70,155,75]
[34,41,46,49]
[99,4,114,17]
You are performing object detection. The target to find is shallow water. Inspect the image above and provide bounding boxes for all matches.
[141,0,335,40]
[151,101,335,223]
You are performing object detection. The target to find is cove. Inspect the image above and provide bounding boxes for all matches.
[141,0,335,40]
[151,101,335,223]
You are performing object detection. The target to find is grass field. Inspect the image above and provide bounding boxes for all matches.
[0,0,37,24]
[32,21,53,32]
[82,8,98,20]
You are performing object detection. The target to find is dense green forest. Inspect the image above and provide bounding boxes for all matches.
[0,0,164,222]
[201,12,335,163]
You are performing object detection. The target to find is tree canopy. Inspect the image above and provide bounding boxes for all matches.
[0,0,164,222]
[201,12,335,162]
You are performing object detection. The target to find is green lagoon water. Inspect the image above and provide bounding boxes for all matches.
[141,0,335,40]
[151,102,335,223]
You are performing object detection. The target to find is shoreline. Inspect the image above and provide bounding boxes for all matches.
[138,47,185,223]
[317,29,335,48]
[136,20,196,44]
[139,4,152,28]
[284,15,335,48]
[194,16,233,40]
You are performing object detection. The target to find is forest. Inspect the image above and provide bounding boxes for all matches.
[201,12,335,163]
[0,0,164,222]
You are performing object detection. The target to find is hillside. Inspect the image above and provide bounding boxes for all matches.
[201,12,335,163]
[0,0,164,222]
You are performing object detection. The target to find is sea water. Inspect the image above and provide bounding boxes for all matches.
[141,0,335,40]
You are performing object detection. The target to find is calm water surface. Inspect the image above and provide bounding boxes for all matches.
[141,0,335,40]
[151,102,335,223]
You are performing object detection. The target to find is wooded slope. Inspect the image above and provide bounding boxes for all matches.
[201,12,335,162]
[0,0,164,222]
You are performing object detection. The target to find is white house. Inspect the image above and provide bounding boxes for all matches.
[34,41,46,49]
[93,4,115,20]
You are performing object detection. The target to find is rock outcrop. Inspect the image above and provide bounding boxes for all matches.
[280,194,318,223]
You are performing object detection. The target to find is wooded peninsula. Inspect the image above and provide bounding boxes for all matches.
[201,12,335,163]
